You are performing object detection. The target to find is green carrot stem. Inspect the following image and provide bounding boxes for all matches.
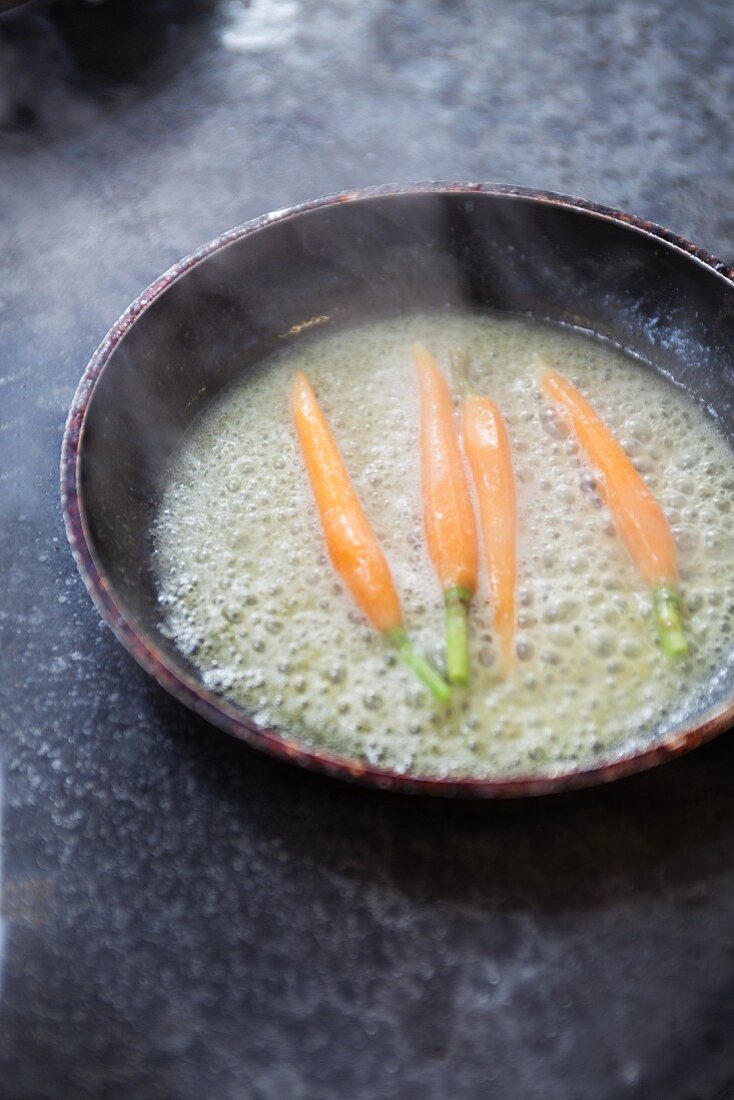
[653,583,688,658]
[385,627,452,703]
[449,348,474,398]
[444,586,472,685]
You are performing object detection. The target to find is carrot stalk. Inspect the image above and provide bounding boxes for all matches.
[386,627,452,703]
[452,350,517,670]
[291,372,451,701]
[540,369,687,657]
[413,344,478,685]
[653,584,688,658]
[444,587,472,684]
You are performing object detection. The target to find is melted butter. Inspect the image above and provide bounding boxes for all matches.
[154,313,734,778]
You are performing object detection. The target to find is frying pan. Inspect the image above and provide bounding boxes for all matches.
[61,182,734,798]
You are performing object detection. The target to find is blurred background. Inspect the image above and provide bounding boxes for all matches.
[1,1,734,1098]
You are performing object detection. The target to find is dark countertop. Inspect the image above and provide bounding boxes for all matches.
[2,2,734,1097]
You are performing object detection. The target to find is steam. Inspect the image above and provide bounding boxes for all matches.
[220,0,299,54]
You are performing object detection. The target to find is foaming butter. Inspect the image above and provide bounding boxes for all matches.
[154,313,734,778]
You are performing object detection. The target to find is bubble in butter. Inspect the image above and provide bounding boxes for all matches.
[154,313,734,779]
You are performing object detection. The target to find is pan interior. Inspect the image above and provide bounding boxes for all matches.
[152,309,734,779]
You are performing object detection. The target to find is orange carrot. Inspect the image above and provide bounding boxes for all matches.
[291,372,451,700]
[451,351,517,670]
[541,368,687,657]
[413,343,478,684]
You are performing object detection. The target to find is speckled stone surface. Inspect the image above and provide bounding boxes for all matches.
[2,1,734,1097]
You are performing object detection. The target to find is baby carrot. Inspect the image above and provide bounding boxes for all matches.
[452,351,517,671]
[291,372,451,701]
[540,369,687,657]
[413,344,478,685]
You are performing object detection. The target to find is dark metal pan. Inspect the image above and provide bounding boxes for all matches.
[61,182,734,798]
